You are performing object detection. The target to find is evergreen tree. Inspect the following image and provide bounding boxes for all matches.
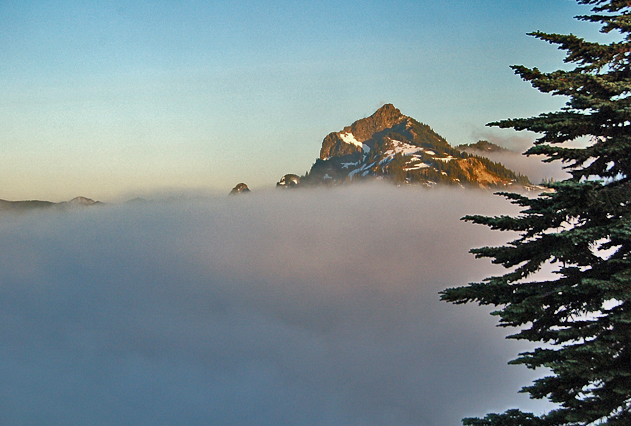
[440,1,631,425]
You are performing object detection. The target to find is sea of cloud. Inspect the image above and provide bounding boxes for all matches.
[0,185,555,425]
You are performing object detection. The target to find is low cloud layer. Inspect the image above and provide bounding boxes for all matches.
[1,186,553,425]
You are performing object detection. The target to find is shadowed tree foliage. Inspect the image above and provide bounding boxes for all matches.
[441,1,631,425]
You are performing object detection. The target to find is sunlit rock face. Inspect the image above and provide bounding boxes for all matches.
[276,174,300,188]
[319,104,407,160]
[229,183,251,195]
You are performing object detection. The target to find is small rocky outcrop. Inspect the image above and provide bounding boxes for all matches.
[67,196,100,205]
[229,183,250,195]
[276,174,300,188]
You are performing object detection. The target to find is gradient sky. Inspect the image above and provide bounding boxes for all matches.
[0,0,613,201]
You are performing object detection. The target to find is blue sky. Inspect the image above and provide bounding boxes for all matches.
[0,0,608,201]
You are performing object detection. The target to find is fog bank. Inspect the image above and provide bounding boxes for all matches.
[0,185,552,425]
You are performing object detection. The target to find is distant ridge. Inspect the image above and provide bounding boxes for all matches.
[456,140,509,153]
[0,199,56,212]
[0,196,103,212]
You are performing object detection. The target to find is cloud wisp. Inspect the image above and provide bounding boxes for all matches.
[477,150,570,184]
[0,186,553,425]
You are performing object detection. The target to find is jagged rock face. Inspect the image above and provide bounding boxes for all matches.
[345,103,407,142]
[320,104,408,160]
[276,174,300,188]
[229,183,250,195]
[304,104,530,189]
[320,132,363,160]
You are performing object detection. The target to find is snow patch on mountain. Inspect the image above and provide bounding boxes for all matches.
[340,132,363,148]
[379,139,435,168]
[383,139,423,158]
[341,161,360,169]
[349,161,377,178]
[404,162,430,171]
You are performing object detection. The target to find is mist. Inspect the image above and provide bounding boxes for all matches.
[480,151,570,184]
[465,128,586,184]
[0,185,554,425]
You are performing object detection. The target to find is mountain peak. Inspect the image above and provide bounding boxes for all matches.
[320,104,409,160]
[304,105,531,189]
[371,104,404,118]
[347,104,406,142]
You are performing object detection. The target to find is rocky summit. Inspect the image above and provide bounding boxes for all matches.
[295,104,529,189]
[229,183,251,195]
[276,174,300,188]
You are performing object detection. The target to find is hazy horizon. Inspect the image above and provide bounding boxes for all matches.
[0,138,570,203]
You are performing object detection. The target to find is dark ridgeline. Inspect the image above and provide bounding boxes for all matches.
[0,196,102,212]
